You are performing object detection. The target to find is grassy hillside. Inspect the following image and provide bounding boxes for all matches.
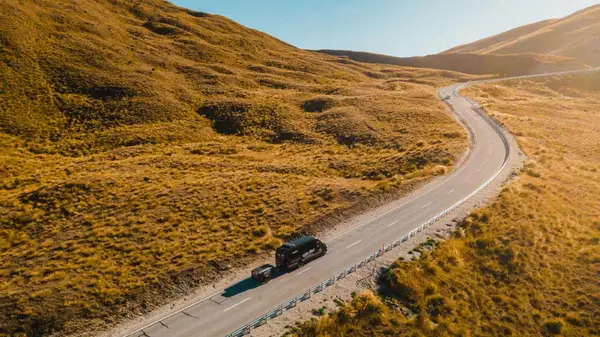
[316,50,585,77]
[0,0,477,335]
[445,5,600,66]
[294,72,600,336]
[443,19,557,54]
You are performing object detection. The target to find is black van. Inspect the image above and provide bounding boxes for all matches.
[276,236,327,270]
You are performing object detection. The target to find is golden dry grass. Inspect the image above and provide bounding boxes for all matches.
[294,72,600,336]
[0,0,479,335]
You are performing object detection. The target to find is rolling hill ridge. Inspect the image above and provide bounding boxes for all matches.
[318,5,600,75]
[316,49,584,76]
[445,4,600,66]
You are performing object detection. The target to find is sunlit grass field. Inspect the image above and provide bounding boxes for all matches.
[294,72,600,337]
[0,0,479,335]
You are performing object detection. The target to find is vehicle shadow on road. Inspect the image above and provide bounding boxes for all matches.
[222,268,287,298]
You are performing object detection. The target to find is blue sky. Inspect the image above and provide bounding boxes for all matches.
[172,0,599,57]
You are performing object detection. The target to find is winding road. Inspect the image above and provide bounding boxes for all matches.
[120,69,598,337]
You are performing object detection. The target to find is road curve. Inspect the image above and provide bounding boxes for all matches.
[119,69,599,337]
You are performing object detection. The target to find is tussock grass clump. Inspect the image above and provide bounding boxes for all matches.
[316,108,379,146]
[198,99,305,141]
[294,73,600,336]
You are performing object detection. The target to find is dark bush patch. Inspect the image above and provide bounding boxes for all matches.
[426,296,453,318]
[544,319,564,335]
[301,97,338,113]
[186,10,211,18]
[85,86,136,100]
[143,21,183,36]
[198,100,253,135]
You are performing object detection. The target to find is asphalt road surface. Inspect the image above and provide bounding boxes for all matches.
[122,69,598,337]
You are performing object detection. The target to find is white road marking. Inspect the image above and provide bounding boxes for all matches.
[387,220,401,227]
[465,177,471,182]
[345,240,362,249]
[420,202,432,209]
[447,189,455,195]
[478,166,482,172]
[296,267,311,276]
[223,297,252,313]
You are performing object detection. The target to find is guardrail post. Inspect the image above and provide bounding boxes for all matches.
[275,305,283,317]
[253,316,267,328]
[298,291,308,302]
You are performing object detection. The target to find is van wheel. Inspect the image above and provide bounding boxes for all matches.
[298,260,304,268]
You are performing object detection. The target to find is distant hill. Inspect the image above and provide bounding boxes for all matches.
[316,50,584,76]
[445,4,600,66]
[443,19,557,54]
[318,5,600,75]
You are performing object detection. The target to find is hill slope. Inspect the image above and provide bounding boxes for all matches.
[443,19,557,54]
[0,0,477,335]
[445,4,600,66]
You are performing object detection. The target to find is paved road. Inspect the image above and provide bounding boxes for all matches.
[121,69,598,337]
